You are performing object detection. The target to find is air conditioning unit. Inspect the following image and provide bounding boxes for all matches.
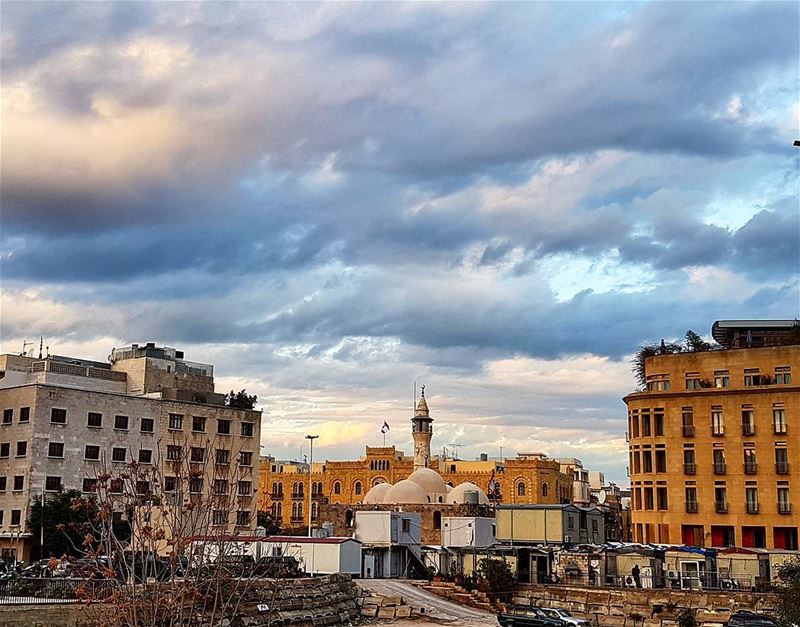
[563,535,572,544]
[624,575,637,588]
[666,570,679,580]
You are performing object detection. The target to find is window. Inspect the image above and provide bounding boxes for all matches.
[15,441,26,457]
[654,412,664,437]
[778,487,791,514]
[213,479,228,495]
[238,480,252,496]
[239,451,253,467]
[744,369,760,386]
[685,374,702,390]
[683,449,696,474]
[354,481,362,496]
[19,407,30,423]
[776,448,789,474]
[714,371,730,388]
[51,408,67,424]
[567,515,575,530]
[45,476,62,492]
[646,375,670,391]
[630,412,639,438]
[83,478,97,493]
[774,408,787,434]
[190,447,205,463]
[87,412,102,428]
[168,414,183,431]
[0,476,6,491]
[713,449,726,474]
[140,417,154,433]
[644,488,654,510]
[2,409,12,424]
[189,478,203,494]
[657,487,668,510]
[682,409,694,437]
[114,415,129,430]
[48,442,64,458]
[166,445,181,461]
[0,443,8,458]
[217,419,231,435]
[642,450,653,473]
[655,450,667,473]
[641,412,651,437]
[216,449,230,465]
[741,409,755,436]
[138,449,153,464]
[685,487,698,512]
[714,486,728,512]
[112,447,126,463]
[212,510,226,526]
[110,479,123,494]
[542,482,549,497]
[632,451,641,474]
[85,445,101,461]
[775,367,792,385]
[136,481,150,495]
[745,487,759,513]
[236,510,251,526]
[517,482,526,497]
[241,422,254,437]
[401,518,411,533]
[744,449,757,474]
[192,416,206,432]
[164,476,177,492]
[711,409,724,436]
[333,481,341,495]
[10,510,21,526]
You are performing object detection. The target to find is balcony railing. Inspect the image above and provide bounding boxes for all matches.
[290,492,305,500]
[715,501,728,513]
[776,461,790,474]
[741,424,755,436]
[744,463,758,475]
[683,463,697,475]
[270,491,283,499]
[685,501,698,513]
[711,427,725,437]
[774,425,788,435]
[746,502,759,514]
[682,425,695,437]
[778,502,792,515]
[713,463,727,475]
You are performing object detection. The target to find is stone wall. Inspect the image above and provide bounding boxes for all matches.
[512,584,778,626]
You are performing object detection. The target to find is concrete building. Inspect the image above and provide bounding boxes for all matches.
[625,320,800,549]
[0,344,262,561]
[258,389,572,531]
[555,458,591,505]
[254,536,361,576]
[495,504,606,546]
[355,511,422,578]
[441,516,495,549]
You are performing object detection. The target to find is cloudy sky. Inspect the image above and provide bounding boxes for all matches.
[1,2,798,483]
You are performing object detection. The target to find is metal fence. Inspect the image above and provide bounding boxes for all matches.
[0,578,117,605]
[530,572,768,592]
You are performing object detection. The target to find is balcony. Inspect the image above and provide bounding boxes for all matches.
[715,501,728,513]
[682,425,695,437]
[289,516,304,524]
[291,492,305,500]
[683,463,697,475]
[713,463,727,475]
[776,461,790,475]
[711,427,725,437]
[744,463,758,475]
[270,491,283,499]
[741,424,755,436]
[685,501,698,513]
[774,426,788,435]
[746,502,759,514]
[778,502,792,515]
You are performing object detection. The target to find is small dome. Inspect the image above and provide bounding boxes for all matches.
[363,482,392,504]
[447,482,490,505]
[383,479,428,504]
[408,467,448,497]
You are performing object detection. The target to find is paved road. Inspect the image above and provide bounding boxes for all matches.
[357,579,496,625]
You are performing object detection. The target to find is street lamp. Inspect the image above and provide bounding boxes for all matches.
[304,435,319,539]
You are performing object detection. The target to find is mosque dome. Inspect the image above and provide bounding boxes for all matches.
[363,482,392,504]
[446,482,490,505]
[383,479,428,504]
[407,467,448,501]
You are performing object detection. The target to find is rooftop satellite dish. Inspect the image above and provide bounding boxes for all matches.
[597,490,607,505]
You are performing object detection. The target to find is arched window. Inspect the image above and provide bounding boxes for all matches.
[433,511,442,530]
[292,502,298,518]
[297,502,303,517]
[311,502,318,521]
[276,502,282,518]
[354,481,362,495]
[517,482,526,497]
[317,481,323,494]
[542,482,549,497]
[333,481,341,495]
[272,482,278,496]
[277,482,283,496]
[271,502,278,517]
[372,477,385,487]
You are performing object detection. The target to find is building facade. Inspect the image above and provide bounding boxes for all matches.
[258,391,573,530]
[625,327,799,549]
[0,344,262,561]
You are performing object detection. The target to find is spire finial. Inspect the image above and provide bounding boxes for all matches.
[420,384,425,398]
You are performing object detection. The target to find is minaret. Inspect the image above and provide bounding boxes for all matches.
[412,385,433,469]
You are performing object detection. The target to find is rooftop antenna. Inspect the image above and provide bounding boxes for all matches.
[38,337,43,360]
[448,442,463,460]
[21,339,34,357]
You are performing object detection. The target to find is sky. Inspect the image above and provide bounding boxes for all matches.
[1,2,798,484]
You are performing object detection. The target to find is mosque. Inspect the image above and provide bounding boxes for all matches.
[258,388,572,538]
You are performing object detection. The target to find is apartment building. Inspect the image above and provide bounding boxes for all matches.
[0,344,261,561]
[625,320,799,550]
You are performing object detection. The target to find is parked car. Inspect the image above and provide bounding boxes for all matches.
[498,606,567,627]
[539,608,591,627]
[727,611,778,627]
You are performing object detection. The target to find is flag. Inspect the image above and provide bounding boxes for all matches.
[381,421,390,434]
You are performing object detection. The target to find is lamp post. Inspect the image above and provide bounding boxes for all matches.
[305,435,318,538]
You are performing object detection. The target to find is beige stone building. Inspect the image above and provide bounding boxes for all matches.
[0,343,261,561]
[625,320,800,549]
